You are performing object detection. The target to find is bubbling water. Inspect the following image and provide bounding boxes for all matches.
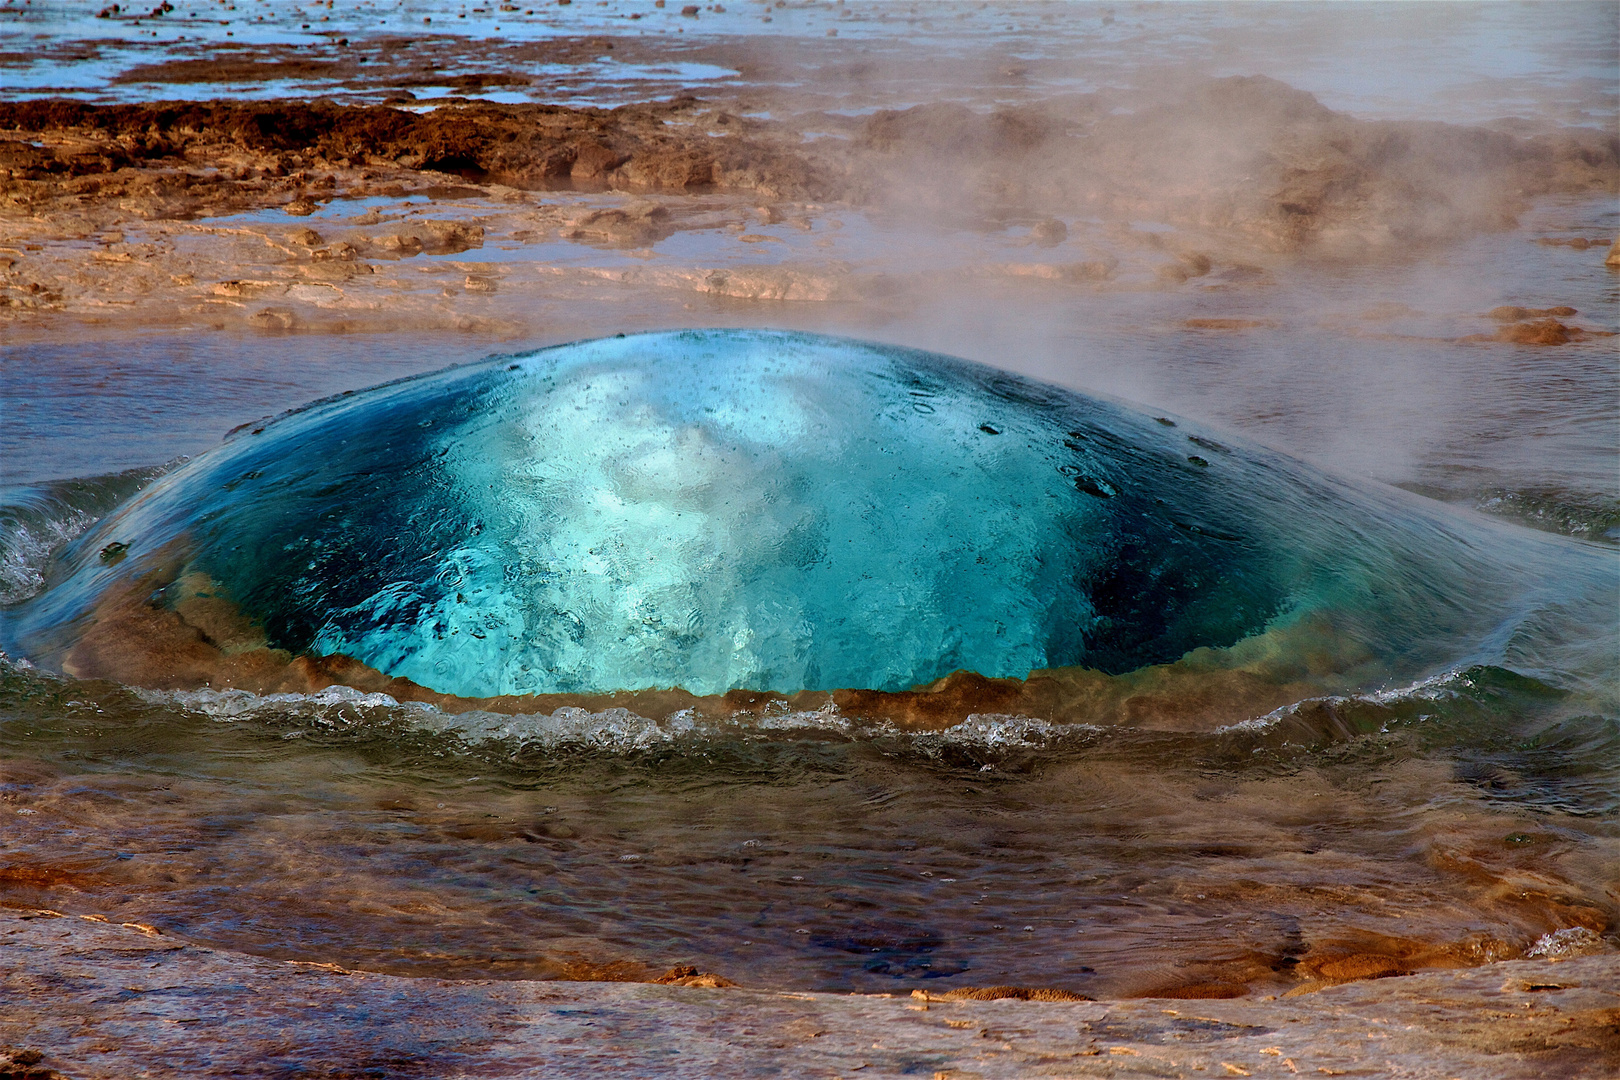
[5,330,1612,715]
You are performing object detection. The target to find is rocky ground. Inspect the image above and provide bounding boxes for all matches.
[2,33,1618,1079]
[1,76,1616,342]
[0,908,1615,1079]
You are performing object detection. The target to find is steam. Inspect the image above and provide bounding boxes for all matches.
[697,23,1617,509]
[1,1,1613,530]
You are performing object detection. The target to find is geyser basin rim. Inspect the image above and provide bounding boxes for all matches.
[125,661,1519,757]
[8,328,1613,727]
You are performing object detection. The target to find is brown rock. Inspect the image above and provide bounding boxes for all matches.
[299,261,371,282]
[1316,954,1408,981]
[310,241,362,265]
[0,1046,64,1080]
[564,201,672,246]
[247,306,298,330]
[622,149,717,190]
[927,986,1093,1002]
[653,965,738,988]
[1138,982,1249,999]
[1495,318,1573,345]
[983,261,1116,283]
[0,99,835,220]
[571,140,630,180]
[416,220,485,254]
[1183,318,1276,330]
[376,232,425,257]
[1157,261,1192,283]
[1487,304,1577,320]
[1030,217,1067,246]
[0,863,104,891]
[1179,251,1213,276]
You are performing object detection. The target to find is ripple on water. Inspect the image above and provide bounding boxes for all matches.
[0,654,1613,994]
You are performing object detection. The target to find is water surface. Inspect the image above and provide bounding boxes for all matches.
[1,0,1615,999]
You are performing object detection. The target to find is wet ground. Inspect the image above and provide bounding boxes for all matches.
[3,909,1617,1079]
[1,4,1617,1076]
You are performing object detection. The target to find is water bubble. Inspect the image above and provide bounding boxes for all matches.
[51,331,1318,702]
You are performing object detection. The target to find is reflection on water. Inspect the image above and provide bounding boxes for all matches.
[1,659,1614,995]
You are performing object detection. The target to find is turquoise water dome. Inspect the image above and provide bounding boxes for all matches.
[9,330,1611,701]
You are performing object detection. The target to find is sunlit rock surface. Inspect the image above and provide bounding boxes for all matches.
[7,330,1610,702]
[4,911,1617,1080]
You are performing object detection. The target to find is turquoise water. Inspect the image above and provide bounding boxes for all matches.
[8,331,1613,706]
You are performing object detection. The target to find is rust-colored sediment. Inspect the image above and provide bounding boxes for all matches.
[0,864,105,892]
[0,97,835,211]
[2,907,1615,1077]
[1488,318,1614,345]
[2,875,1605,1001]
[652,965,739,989]
[3,75,1614,256]
[1453,304,1618,346]
[52,555,1361,733]
[918,986,1095,1003]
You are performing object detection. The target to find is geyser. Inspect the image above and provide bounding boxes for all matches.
[6,330,1608,708]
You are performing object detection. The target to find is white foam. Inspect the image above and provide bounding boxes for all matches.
[138,680,1110,754]
[1525,926,1607,959]
[1219,668,1477,735]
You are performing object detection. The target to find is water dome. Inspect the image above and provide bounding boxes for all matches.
[7,330,1607,715]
